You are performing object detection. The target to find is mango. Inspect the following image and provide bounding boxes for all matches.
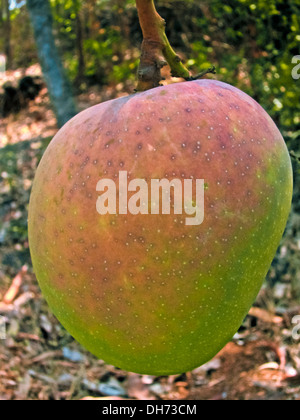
[28,80,293,375]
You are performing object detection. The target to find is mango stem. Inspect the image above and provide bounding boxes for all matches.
[135,0,192,91]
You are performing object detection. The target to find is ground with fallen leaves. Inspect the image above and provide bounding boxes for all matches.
[0,66,300,400]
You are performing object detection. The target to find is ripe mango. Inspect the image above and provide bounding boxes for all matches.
[28,80,293,375]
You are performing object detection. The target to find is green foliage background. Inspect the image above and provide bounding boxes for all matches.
[1,0,299,150]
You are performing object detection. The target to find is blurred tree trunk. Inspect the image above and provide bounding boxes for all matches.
[3,0,12,69]
[26,0,77,127]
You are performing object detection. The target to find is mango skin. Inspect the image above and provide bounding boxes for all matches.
[28,80,293,375]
